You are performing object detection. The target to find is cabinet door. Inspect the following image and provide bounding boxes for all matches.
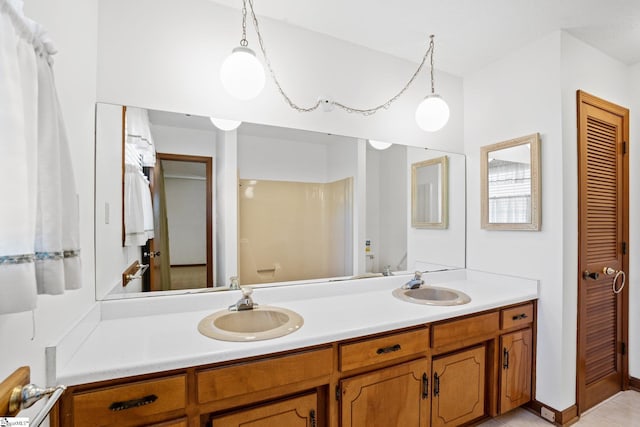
[210,393,317,427]
[500,328,532,413]
[340,358,430,427]
[432,346,485,427]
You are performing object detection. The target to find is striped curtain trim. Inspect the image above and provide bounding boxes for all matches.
[0,250,80,264]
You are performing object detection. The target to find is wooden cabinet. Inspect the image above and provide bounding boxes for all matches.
[197,348,332,411]
[339,328,429,372]
[339,358,430,427]
[501,302,533,330]
[150,418,188,427]
[70,375,186,427]
[500,328,533,413]
[210,393,317,427]
[57,301,536,427]
[431,346,486,427]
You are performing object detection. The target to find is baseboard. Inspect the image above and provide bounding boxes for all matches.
[630,376,640,392]
[527,400,579,426]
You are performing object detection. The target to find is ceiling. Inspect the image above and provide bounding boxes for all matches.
[208,0,640,76]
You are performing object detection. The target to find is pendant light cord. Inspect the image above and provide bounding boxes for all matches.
[244,0,436,115]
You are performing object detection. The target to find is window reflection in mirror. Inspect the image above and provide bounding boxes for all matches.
[411,156,448,229]
[480,133,541,230]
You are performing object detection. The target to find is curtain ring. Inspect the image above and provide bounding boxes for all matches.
[612,270,626,294]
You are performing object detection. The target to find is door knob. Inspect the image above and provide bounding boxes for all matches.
[144,251,160,258]
[602,267,616,275]
[582,270,599,280]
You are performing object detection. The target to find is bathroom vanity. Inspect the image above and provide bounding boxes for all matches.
[49,270,537,427]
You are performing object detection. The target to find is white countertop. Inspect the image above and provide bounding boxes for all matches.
[51,269,538,386]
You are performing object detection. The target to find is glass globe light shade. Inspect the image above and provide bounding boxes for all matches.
[209,117,242,131]
[220,46,265,100]
[415,94,450,132]
[368,139,393,150]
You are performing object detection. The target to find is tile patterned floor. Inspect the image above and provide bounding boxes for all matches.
[477,390,640,426]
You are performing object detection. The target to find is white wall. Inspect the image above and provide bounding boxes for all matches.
[164,178,207,265]
[0,0,98,415]
[465,32,569,409]
[94,103,141,297]
[152,124,217,158]
[630,63,640,378]
[96,0,463,153]
[215,130,238,286]
[238,135,330,182]
[366,145,408,272]
[407,148,466,270]
[466,30,637,411]
[560,32,633,390]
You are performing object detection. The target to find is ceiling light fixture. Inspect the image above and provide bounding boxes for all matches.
[219,1,265,100]
[368,140,393,150]
[221,0,449,132]
[210,117,242,131]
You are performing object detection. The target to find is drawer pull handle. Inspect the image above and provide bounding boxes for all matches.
[422,373,429,399]
[310,409,317,427]
[512,313,528,321]
[109,394,158,411]
[376,344,401,355]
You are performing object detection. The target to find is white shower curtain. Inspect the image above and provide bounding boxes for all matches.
[0,0,81,314]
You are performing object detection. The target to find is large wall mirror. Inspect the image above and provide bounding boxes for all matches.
[480,133,541,231]
[95,103,467,300]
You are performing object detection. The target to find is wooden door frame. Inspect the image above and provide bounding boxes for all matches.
[157,152,214,288]
[576,90,629,413]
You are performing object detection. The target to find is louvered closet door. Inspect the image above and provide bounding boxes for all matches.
[577,91,629,413]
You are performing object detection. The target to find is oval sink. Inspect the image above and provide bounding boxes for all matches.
[198,306,304,341]
[392,285,471,306]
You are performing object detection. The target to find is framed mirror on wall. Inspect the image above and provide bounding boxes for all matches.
[411,156,449,229]
[480,133,541,231]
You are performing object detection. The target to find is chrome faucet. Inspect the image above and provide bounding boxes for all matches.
[383,265,393,276]
[402,271,424,289]
[229,287,257,311]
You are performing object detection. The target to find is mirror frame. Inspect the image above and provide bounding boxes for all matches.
[411,155,449,229]
[480,133,541,231]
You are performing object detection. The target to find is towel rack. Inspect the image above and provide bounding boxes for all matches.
[1,366,66,427]
[122,260,149,287]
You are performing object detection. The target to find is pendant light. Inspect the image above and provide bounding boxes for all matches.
[223,1,450,133]
[415,36,450,132]
[219,1,265,100]
[210,117,242,131]
[368,140,393,150]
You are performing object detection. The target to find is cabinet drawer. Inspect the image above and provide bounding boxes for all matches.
[339,328,429,372]
[210,392,317,427]
[431,312,499,350]
[501,303,533,330]
[72,375,186,427]
[197,348,332,404]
